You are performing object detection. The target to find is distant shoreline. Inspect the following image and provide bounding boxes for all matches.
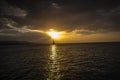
[0,41,120,45]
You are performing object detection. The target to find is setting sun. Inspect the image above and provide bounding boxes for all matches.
[47,31,59,39]
[46,29,66,40]
[47,29,61,39]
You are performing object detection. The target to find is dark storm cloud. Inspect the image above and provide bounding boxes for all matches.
[0,0,27,30]
[0,22,48,42]
[0,0,49,42]
[0,0,27,17]
[5,0,120,32]
[0,31,50,42]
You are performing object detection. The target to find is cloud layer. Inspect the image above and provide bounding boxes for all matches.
[0,0,120,42]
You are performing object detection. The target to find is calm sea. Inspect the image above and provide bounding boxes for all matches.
[0,42,120,80]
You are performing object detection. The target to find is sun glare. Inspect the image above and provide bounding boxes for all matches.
[47,29,66,40]
[47,29,60,39]
[47,31,59,39]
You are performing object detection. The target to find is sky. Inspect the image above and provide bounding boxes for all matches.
[0,0,120,43]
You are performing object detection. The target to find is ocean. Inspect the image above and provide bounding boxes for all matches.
[0,42,120,80]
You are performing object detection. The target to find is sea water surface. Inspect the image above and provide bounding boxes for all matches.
[0,43,120,80]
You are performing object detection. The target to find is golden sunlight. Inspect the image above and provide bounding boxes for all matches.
[47,31,59,39]
[47,29,64,39]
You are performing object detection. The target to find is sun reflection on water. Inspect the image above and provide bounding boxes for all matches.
[47,45,61,80]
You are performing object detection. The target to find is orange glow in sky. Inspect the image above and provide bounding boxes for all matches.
[47,31,59,39]
[47,29,61,39]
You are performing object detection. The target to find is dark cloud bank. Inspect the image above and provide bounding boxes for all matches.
[0,0,120,42]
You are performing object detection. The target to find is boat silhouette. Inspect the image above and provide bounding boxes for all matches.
[52,39,55,45]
